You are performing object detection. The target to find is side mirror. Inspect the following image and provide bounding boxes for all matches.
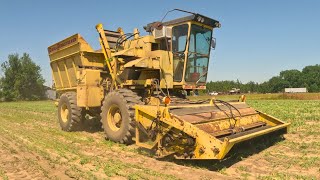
[211,38,216,49]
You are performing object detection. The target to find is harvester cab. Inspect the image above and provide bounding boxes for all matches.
[48,9,290,160]
[144,9,221,91]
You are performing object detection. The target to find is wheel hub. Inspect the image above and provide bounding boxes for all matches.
[107,105,122,131]
[114,112,122,124]
[60,104,69,123]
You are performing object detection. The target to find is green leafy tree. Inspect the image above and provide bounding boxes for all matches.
[0,53,45,101]
[245,81,258,93]
[309,83,319,92]
[0,81,2,99]
[268,76,289,93]
[279,69,303,88]
[301,65,320,91]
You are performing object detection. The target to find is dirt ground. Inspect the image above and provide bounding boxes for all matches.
[0,100,319,179]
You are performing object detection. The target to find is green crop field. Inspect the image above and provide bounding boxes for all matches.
[0,95,319,179]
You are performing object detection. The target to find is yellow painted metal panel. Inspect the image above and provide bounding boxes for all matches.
[76,69,103,107]
[48,34,105,93]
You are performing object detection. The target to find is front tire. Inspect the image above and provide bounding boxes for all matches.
[58,92,83,131]
[100,89,142,144]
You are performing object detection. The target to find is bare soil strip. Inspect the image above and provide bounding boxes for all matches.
[0,101,319,179]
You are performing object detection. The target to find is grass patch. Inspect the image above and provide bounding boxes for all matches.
[0,168,8,180]
[258,172,317,180]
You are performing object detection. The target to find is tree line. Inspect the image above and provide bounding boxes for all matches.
[206,65,320,93]
[0,53,319,101]
[0,53,46,101]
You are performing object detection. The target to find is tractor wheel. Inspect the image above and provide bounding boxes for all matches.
[58,92,84,131]
[100,89,143,144]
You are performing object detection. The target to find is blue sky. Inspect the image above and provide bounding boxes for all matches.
[1,0,319,86]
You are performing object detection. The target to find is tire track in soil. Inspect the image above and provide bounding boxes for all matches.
[0,129,74,180]
[77,141,232,180]
[0,139,44,180]
[0,120,115,179]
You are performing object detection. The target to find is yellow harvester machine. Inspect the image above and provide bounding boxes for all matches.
[48,9,290,159]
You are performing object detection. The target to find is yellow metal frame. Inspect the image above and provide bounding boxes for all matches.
[96,24,119,89]
[134,102,290,159]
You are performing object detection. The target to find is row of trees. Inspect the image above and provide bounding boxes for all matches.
[206,65,320,93]
[0,53,46,101]
[0,53,319,101]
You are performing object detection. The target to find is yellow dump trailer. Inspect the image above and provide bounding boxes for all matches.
[48,34,105,107]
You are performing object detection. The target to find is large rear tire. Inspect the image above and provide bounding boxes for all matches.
[100,89,143,144]
[58,92,84,131]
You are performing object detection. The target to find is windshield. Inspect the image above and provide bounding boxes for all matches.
[185,24,212,83]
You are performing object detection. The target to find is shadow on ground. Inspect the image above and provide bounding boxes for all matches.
[80,116,103,133]
[76,116,286,172]
[159,131,285,171]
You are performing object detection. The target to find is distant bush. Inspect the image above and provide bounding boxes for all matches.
[0,53,45,101]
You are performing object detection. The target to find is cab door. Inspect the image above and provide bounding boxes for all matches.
[171,24,189,82]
